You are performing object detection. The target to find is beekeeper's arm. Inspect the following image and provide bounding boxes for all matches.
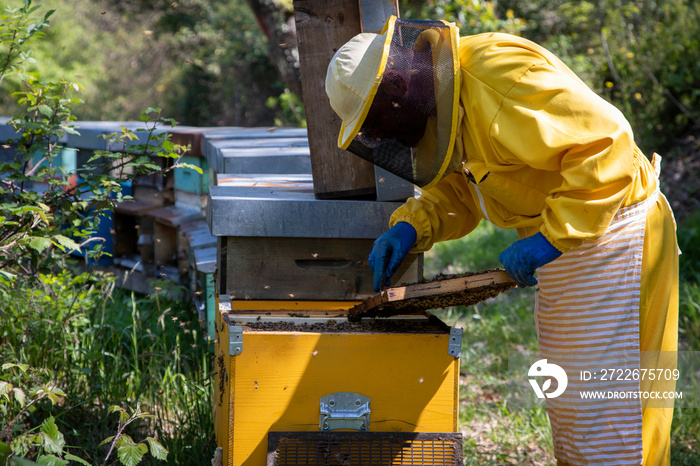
[368,172,480,291]
[390,171,481,252]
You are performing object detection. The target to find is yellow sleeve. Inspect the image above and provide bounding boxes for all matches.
[491,62,638,251]
[389,171,481,252]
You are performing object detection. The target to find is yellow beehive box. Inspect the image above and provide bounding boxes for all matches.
[213,297,462,466]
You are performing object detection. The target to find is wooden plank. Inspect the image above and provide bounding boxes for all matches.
[387,270,514,300]
[227,309,348,319]
[186,228,217,251]
[293,0,377,199]
[225,236,420,300]
[215,174,313,189]
[168,127,209,157]
[193,246,217,274]
[146,205,203,227]
[348,270,516,320]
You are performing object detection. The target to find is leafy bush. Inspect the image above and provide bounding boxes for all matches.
[0,2,211,465]
[400,0,525,35]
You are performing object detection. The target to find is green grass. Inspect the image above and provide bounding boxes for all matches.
[425,219,700,465]
[671,282,700,465]
[0,270,215,465]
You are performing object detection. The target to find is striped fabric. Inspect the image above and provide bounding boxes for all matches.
[535,190,660,466]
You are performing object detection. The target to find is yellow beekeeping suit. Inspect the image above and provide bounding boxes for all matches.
[390,33,678,466]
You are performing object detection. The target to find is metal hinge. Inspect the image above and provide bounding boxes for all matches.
[319,393,371,431]
[448,327,463,357]
[229,325,243,355]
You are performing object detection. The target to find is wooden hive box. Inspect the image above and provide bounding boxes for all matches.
[207,179,422,301]
[213,297,463,466]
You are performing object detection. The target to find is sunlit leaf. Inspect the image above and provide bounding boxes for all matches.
[108,405,125,415]
[39,416,65,455]
[145,438,168,460]
[13,387,26,407]
[2,363,29,372]
[0,381,12,398]
[161,140,174,151]
[178,163,203,174]
[27,236,52,252]
[53,235,80,252]
[117,443,146,466]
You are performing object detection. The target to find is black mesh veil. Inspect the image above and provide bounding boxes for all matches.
[345,18,460,189]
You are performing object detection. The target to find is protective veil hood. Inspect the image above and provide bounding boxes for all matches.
[325,16,461,189]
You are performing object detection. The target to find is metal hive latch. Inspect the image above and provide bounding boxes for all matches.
[319,393,371,431]
[448,327,463,357]
[229,325,243,355]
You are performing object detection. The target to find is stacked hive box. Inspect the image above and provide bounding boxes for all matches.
[204,127,464,465]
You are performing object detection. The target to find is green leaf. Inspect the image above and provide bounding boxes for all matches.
[161,140,174,151]
[0,441,10,463]
[64,453,91,465]
[53,235,80,252]
[13,387,26,407]
[37,104,52,117]
[36,454,68,466]
[108,405,125,415]
[117,443,146,466]
[0,381,12,398]
[27,236,52,252]
[2,363,29,372]
[145,438,168,461]
[178,162,203,174]
[39,417,65,455]
[61,125,79,135]
[116,435,135,448]
[32,385,65,405]
[98,436,115,448]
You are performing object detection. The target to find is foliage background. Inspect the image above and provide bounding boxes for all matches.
[0,0,298,127]
[0,0,697,164]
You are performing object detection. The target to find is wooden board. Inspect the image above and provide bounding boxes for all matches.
[348,269,516,321]
[224,236,422,301]
[168,127,208,157]
[293,0,377,199]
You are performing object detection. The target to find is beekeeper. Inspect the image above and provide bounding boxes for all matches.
[325,16,679,466]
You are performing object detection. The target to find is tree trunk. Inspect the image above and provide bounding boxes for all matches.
[245,0,303,98]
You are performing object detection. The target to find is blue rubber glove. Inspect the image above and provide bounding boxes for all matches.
[368,222,417,292]
[498,232,562,287]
